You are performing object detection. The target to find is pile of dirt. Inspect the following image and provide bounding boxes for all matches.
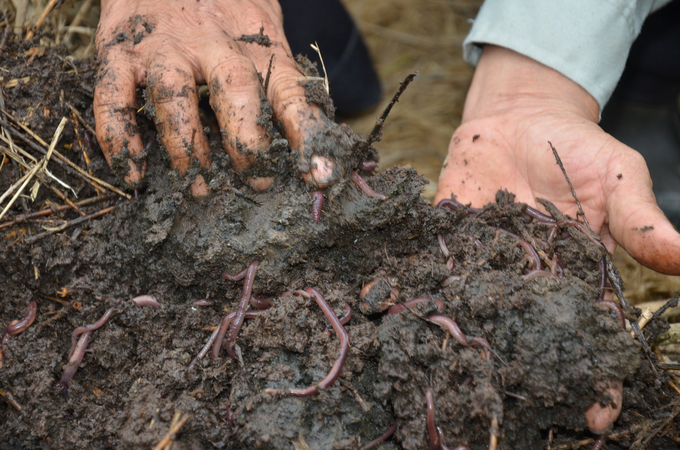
[1,35,679,450]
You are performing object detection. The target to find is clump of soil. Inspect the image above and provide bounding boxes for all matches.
[1,34,679,450]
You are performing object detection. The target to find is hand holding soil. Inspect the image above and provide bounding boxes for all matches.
[436,45,680,276]
[94,0,340,197]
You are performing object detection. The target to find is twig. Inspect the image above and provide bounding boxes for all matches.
[367,73,417,147]
[263,54,274,94]
[153,412,189,450]
[0,390,23,414]
[0,194,109,229]
[24,205,115,244]
[63,0,93,45]
[24,0,61,41]
[66,102,96,136]
[641,406,680,446]
[658,363,680,371]
[309,42,329,95]
[653,295,680,319]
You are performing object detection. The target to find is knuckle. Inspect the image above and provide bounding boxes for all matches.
[209,55,259,94]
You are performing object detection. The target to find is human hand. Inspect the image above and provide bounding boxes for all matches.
[94,0,339,197]
[435,45,680,276]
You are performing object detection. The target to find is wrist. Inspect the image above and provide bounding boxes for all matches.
[463,45,600,123]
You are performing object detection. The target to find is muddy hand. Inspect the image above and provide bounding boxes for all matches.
[435,45,680,276]
[94,0,338,197]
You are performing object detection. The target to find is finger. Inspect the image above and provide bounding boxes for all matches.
[245,39,341,187]
[605,145,680,274]
[200,38,273,191]
[147,52,211,197]
[93,49,145,187]
[585,381,623,433]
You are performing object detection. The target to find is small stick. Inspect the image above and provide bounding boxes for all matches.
[0,194,109,229]
[263,54,275,94]
[24,0,61,41]
[25,206,115,244]
[653,295,679,319]
[360,421,397,450]
[66,102,96,136]
[153,412,189,450]
[0,390,23,414]
[367,73,417,147]
[48,185,85,216]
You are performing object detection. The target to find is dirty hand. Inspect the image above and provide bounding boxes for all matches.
[436,45,680,276]
[94,0,338,196]
[435,45,680,433]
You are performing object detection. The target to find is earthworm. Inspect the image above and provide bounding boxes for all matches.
[311,190,324,224]
[426,387,439,450]
[596,258,607,302]
[522,270,560,283]
[594,300,626,329]
[68,301,119,359]
[359,161,377,172]
[387,298,444,315]
[437,199,483,215]
[350,171,386,201]
[211,310,264,360]
[467,235,483,251]
[547,225,558,244]
[427,315,469,347]
[132,295,160,309]
[54,331,92,392]
[250,295,271,309]
[222,267,247,282]
[446,257,455,271]
[591,434,605,450]
[523,205,556,224]
[0,301,37,368]
[193,299,215,307]
[360,421,398,450]
[471,337,493,360]
[496,228,541,271]
[441,275,462,287]
[226,402,233,424]
[293,289,313,299]
[438,234,450,258]
[560,219,600,244]
[224,261,259,360]
[265,287,349,397]
[188,326,220,370]
[338,304,352,325]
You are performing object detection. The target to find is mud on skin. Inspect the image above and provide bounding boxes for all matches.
[0,37,678,449]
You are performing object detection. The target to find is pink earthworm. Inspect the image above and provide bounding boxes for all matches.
[311,190,324,224]
[222,267,247,282]
[350,171,387,201]
[523,270,560,283]
[226,402,234,424]
[387,298,444,315]
[594,300,626,329]
[54,331,92,392]
[559,219,600,244]
[596,258,607,302]
[523,205,556,224]
[338,304,352,325]
[426,387,440,450]
[193,299,215,307]
[496,228,541,271]
[69,301,120,359]
[441,275,462,287]
[359,161,378,172]
[467,235,483,251]
[446,257,455,271]
[438,234,450,258]
[266,287,349,397]
[211,310,265,360]
[471,337,493,360]
[293,289,314,299]
[224,261,259,360]
[436,199,483,215]
[591,434,606,450]
[360,421,398,450]
[0,301,37,368]
[132,295,160,309]
[250,295,272,309]
[188,326,220,370]
[427,315,469,347]
[547,225,559,244]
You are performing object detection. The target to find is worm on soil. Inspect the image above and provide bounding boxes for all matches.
[387,298,444,315]
[427,315,469,347]
[438,234,450,258]
[596,258,607,302]
[560,219,600,245]
[250,295,272,309]
[360,421,397,450]
[350,171,387,201]
[441,276,462,288]
[426,387,439,450]
[496,228,542,271]
[523,205,556,224]
[193,299,215,307]
[311,190,324,224]
[1,300,38,367]
[132,295,160,309]
[446,257,455,271]
[225,261,259,360]
[437,198,483,214]
[188,326,220,370]
[54,331,92,392]
[211,310,264,360]
[594,300,626,329]
[68,302,119,359]
[338,304,352,325]
[590,434,606,450]
[359,161,377,172]
[222,267,247,282]
[265,287,349,397]
[523,270,560,283]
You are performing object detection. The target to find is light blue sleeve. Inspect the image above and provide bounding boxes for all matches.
[463,0,672,110]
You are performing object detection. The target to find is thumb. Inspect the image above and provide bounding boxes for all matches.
[606,147,680,274]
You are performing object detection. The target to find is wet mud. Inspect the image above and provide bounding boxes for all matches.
[1,35,679,450]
